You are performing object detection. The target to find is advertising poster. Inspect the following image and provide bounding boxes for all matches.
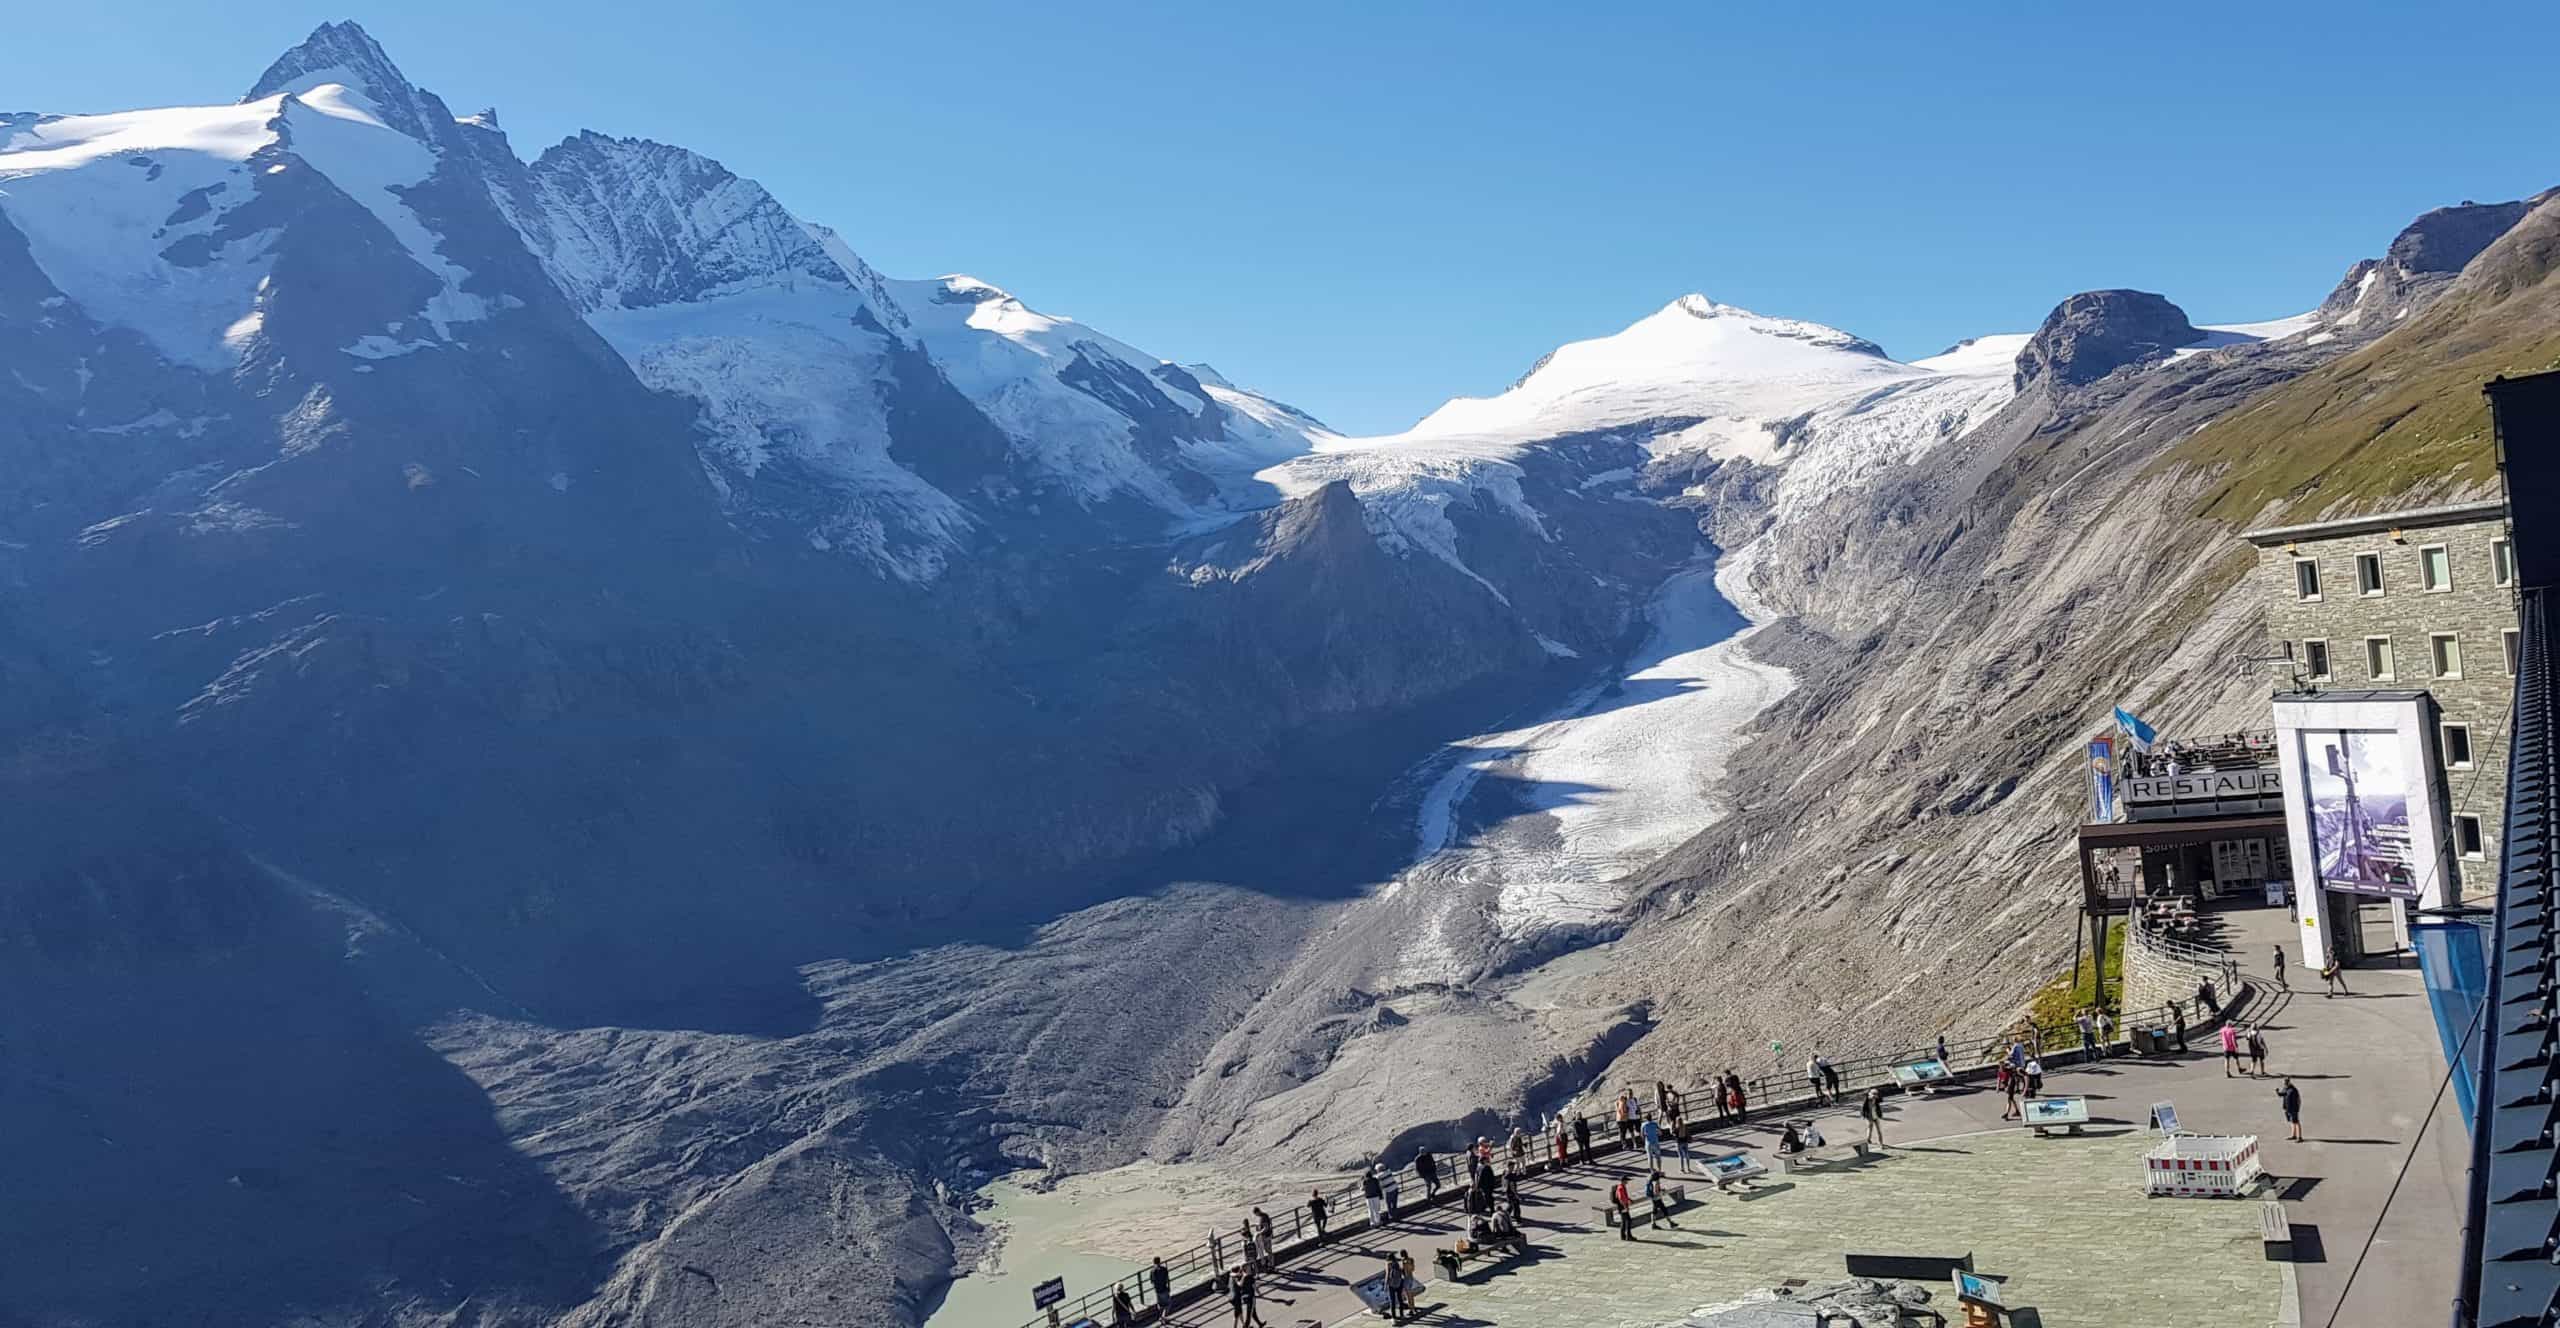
[2301,729,2419,899]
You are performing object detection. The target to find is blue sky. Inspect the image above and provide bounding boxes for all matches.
[9,3,2557,434]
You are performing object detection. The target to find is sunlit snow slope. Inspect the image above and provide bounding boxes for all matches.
[1260,295,2028,584]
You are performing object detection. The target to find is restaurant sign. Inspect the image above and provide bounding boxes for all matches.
[2124,767,2283,819]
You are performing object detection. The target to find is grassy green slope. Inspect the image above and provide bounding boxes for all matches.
[2165,197,2560,526]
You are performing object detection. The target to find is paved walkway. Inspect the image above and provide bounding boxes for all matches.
[1144,910,2462,1328]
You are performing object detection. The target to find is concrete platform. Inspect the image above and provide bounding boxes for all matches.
[1130,925,2459,1328]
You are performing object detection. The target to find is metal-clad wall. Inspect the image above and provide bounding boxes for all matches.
[2466,586,2556,1327]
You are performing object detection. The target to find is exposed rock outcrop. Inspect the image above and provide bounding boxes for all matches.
[2012,288,2202,389]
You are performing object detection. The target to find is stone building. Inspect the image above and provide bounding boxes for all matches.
[2244,499,2517,903]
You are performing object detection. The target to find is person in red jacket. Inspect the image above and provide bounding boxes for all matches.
[1610,1178,1636,1241]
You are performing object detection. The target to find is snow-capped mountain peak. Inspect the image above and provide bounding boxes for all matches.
[504,131,862,314]
[1408,293,1914,446]
[1657,292,1888,356]
[244,21,446,147]
[0,25,500,372]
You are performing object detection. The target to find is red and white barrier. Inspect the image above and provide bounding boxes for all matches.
[2143,1134,2263,1198]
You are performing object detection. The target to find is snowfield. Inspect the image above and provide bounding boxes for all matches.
[1260,296,2025,587]
[0,84,493,368]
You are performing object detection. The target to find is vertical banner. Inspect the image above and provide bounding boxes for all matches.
[2087,737,2117,823]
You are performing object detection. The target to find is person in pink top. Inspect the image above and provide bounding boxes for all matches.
[2219,1021,2242,1077]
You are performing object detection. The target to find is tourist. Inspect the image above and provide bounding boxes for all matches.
[2096,1007,2115,1055]
[2322,962,2350,997]
[1935,1033,1951,1069]
[1574,1113,1593,1163]
[1674,1116,1697,1174]
[1802,1119,1827,1149]
[1657,1078,1679,1126]
[1362,1164,1385,1227]
[2171,1001,2189,1053]
[1307,1188,1328,1241]
[1725,1071,1747,1121]
[1382,1166,1401,1221]
[1996,1063,2019,1120]
[1611,1177,1636,1240]
[1819,1054,1842,1102]
[1415,1146,1439,1199]
[2248,1026,2269,1077]
[2005,1038,2029,1072]
[2023,1057,2044,1097]
[1236,1219,1256,1275]
[2198,977,2220,1018]
[1397,1250,1421,1320]
[1551,1116,1570,1167]
[1112,1284,1136,1327]
[1860,1087,1886,1146]
[1777,1122,1806,1154]
[1252,1206,1275,1271]
[1508,1125,1528,1171]
[2220,1020,2242,1077]
[1805,1055,1826,1105]
[1504,1166,1523,1221]
[1641,1113,1663,1172]
[1616,1087,1640,1145]
[2076,1009,2097,1060]
[1150,1257,1173,1316]
[1231,1264,1264,1328]
[1208,1227,1226,1281]
[1646,1169,1678,1229]
[2271,944,2288,992]
[2277,1077,2303,1142]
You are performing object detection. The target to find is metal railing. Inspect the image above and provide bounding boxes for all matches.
[2128,907,2244,993]
[1005,989,2239,1328]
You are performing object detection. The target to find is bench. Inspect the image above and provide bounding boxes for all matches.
[1845,1250,1973,1281]
[1435,1236,1523,1279]
[1775,1142,1873,1173]
[2260,1202,2294,1260]
[2020,1096,2091,1137]
[1591,1184,1692,1226]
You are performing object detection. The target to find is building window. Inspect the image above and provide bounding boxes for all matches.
[2509,628,2523,674]
[2419,543,2453,592]
[2365,635,2394,681]
[2295,558,2322,601]
[2356,552,2384,596]
[2432,632,2463,679]
[2303,639,2331,681]
[2457,813,2486,859]
[2442,722,2474,769]
[2494,537,2516,588]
